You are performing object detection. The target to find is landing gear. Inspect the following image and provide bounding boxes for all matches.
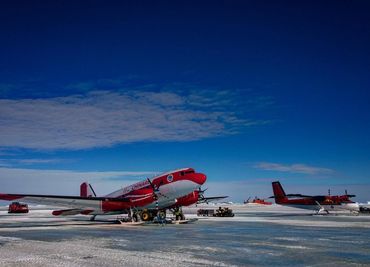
[315,201,329,215]
[130,210,140,222]
[138,209,167,222]
[141,209,152,221]
[317,207,329,215]
[127,209,141,222]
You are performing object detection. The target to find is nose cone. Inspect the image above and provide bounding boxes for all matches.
[193,173,207,185]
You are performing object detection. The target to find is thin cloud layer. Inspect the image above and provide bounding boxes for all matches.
[0,167,156,195]
[254,162,334,175]
[0,90,259,150]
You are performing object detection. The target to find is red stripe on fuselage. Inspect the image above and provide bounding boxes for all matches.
[119,168,206,199]
[101,194,155,212]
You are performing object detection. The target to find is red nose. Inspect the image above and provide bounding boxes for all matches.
[193,173,207,185]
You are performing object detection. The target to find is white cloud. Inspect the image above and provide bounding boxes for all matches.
[0,90,259,150]
[1,167,369,202]
[204,180,274,202]
[0,160,11,167]
[205,180,370,203]
[0,148,18,156]
[12,159,63,165]
[0,167,156,195]
[254,162,334,175]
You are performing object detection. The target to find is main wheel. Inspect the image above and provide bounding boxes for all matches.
[141,210,151,221]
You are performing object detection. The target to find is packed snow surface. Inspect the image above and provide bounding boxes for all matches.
[0,205,370,266]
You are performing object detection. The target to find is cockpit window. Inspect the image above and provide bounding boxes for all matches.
[180,171,185,176]
[185,170,195,174]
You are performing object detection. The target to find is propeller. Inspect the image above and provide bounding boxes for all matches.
[344,189,356,198]
[197,187,208,204]
[198,187,208,194]
[147,178,159,194]
[147,178,160,210]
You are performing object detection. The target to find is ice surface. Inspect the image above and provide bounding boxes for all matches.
[0,206,370,266]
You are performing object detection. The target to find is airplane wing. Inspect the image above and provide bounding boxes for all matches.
[198,196,228,203]
[0,193,130,209]
[285,194,312,198]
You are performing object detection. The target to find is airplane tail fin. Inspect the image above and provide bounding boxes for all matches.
[272,181,288,204]
[80,182,96,198]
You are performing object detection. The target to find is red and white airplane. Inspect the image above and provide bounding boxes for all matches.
[0,167,207,221]
[272,181,359,213]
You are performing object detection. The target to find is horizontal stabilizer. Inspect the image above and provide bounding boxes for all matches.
[52,209,95,216]
[0,193,131,211]
[198,196,228,204]
[52,209,83,216]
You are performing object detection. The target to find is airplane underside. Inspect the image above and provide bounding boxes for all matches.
[59,179,200,220]
[284,203,359,213]
[144,179,199,210]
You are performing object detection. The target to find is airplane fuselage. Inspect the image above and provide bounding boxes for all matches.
[279,203,360,212]
[0,167,207,218]
[105,168,206,211]
[272,181,359,213]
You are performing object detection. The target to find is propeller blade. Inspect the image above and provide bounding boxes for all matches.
[197,187,206,202]
[147,178,159,191]
[198,187,208,194]
[147,178,159,200]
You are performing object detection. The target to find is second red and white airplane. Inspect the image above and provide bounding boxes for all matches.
[272,181,359,213]
[0,167,208,221]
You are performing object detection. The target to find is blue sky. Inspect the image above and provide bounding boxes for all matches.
[0,1,370,202]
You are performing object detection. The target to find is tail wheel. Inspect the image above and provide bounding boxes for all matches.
[141,210,151,221]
